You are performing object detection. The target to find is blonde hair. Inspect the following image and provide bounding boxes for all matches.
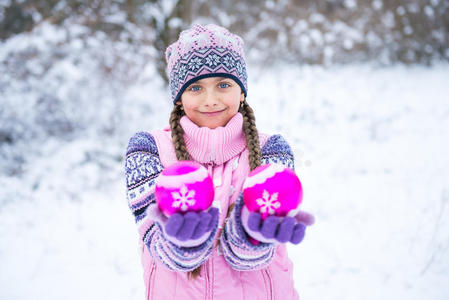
[168,100,261,279]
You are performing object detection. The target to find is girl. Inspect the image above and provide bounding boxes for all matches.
[125,24,314,300]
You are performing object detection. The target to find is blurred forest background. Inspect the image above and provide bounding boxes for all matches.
[1,0,448,178]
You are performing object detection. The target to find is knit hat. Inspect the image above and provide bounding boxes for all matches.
[165,24,248,104]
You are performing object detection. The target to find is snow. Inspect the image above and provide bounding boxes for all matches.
[1,61,448,300]
[372,0,383,10]
[263,64,449,300]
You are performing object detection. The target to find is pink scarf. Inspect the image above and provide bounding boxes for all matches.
[180,112,247,166]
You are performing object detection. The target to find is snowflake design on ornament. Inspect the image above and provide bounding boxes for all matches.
[171,185,196,211]
[256,190,280,214]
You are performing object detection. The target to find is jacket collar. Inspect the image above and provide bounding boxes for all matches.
[180,113,247,166]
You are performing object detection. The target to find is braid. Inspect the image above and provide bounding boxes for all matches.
[169,105,191,161]
[188,266,202,280]
[239,101,262,171]
[169,104,201,279]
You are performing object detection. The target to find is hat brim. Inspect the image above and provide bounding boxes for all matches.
[173,73,247,105]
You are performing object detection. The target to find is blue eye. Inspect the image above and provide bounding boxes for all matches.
[219,82,230,88]
[189,85,201,92]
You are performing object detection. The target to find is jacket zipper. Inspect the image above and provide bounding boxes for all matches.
[205,259,210,300]
[147,261,156,300]
[264,268,274,300]
[209,131,216,165]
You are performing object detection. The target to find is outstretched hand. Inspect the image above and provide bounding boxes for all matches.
[241,205,315,245]
[247,213,306,244]
[146,204,219,248]
[165,207,219,241]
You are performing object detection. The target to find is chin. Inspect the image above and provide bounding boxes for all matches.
[204,123,220,129]
[202,121,224,129]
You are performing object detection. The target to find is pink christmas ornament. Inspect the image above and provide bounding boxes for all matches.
[155,161,214,217]
[243,164,303,220]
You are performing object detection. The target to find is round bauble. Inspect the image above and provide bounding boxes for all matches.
[243,164,303,220]
[155,161,214,217]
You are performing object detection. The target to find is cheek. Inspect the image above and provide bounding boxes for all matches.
[229,96,242,112]
[181,101,196,115]
[230,102,240,113]
[224,90,242,108]
[183,107,197,120]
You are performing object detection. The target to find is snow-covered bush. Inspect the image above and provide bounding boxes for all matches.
[1,0,448,175]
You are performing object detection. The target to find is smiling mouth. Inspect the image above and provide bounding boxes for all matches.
[200,108,226,116]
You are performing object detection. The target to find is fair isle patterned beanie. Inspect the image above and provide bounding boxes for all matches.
[166,24,248,104]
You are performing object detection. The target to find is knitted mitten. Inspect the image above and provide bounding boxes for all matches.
[150,161,218,247]
[242,209,306,244]
[240,164,314,245]
[147,205,219,247]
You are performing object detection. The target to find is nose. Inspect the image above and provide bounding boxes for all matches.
[203,89,219,107]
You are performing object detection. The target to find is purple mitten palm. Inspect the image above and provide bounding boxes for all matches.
[247,212,306,244]
[241,204,313,245]
[166,207,219,241]
[146,204,219,248]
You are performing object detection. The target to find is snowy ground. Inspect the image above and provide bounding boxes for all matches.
[1,63,449,300]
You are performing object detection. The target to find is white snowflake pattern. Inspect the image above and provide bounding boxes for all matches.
[205,54,221,68]
[178,64,187,78]
[235,61,243,74]
[187,57,203,70]
[256,190,281,215]
[171,185,196,211]
[222,55,235,68]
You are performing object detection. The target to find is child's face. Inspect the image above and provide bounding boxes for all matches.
[177,77,244,129]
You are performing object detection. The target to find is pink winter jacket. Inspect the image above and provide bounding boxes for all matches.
[125,113,300,300]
